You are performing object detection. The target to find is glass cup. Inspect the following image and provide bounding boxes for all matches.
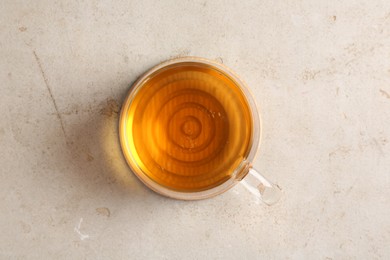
[119,57,281,205]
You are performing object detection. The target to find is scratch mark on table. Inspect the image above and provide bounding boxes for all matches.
[33,51,67,139]
[74,218,89,241]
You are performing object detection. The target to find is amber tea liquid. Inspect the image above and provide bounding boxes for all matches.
[122,62,253,192]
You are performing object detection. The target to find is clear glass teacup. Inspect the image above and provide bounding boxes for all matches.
[119,57,281,205]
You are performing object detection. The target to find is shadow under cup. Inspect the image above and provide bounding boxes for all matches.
[119,57,260,200]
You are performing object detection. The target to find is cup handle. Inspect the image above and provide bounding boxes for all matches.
[240,167,282,205]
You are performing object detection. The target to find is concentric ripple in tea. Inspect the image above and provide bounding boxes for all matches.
[123,63,253,191]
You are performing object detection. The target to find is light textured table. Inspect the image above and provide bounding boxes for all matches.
[1,0,389,259]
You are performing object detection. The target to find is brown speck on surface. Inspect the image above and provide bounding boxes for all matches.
[62,104,80,115]
[332,15,337,21]
[86,153,94,162]
[106,176,117,185]
[96,207,111,217]
[18,26,27,32]
[379,136,388,145]
[100,99,120,117]
[336,87,339,96]
[379,89,390,99]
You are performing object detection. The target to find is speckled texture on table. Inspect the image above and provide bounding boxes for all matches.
[1,0,390,259]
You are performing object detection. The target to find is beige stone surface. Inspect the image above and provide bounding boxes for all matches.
[1,0,390,259]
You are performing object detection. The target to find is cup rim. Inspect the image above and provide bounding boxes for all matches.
[119,56,262,200]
